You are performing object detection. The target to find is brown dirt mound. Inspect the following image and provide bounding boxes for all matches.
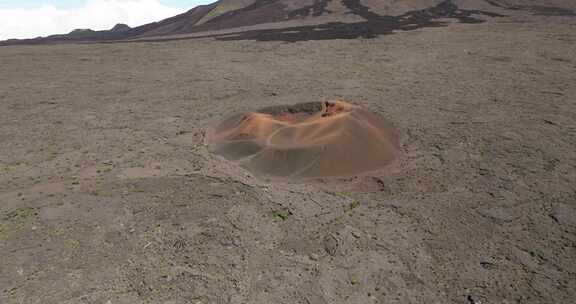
[207,101,399,179]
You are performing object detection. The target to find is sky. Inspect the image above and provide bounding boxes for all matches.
[0,0,214,40]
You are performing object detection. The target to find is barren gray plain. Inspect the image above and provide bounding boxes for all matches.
[1,17,575,304]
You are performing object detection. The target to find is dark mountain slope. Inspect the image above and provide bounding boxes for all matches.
[1,0,575,45]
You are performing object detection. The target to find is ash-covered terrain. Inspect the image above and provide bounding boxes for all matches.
[0,0,575,303]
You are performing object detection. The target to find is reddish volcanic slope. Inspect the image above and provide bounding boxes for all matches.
[207,101,399,179]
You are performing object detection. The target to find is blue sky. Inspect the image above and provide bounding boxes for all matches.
[0,0,215,40]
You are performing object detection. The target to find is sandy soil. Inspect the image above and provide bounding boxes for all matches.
[0,16,575,304]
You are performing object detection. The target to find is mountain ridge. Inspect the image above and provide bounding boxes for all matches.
[1,0,575,45]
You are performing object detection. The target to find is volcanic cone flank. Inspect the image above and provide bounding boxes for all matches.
[207,101,399,179]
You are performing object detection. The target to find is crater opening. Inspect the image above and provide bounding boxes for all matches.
[206,101,399,180]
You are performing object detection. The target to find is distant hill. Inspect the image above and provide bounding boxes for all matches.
[1,0,575,45]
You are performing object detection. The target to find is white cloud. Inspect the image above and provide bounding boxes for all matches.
[0,0,187,40]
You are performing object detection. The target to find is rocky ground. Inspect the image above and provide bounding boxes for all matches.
[0,15,575,304]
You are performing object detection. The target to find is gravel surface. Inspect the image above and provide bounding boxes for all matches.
[0,16,575,304]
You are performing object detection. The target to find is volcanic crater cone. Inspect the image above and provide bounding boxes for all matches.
[207,101,399,179]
